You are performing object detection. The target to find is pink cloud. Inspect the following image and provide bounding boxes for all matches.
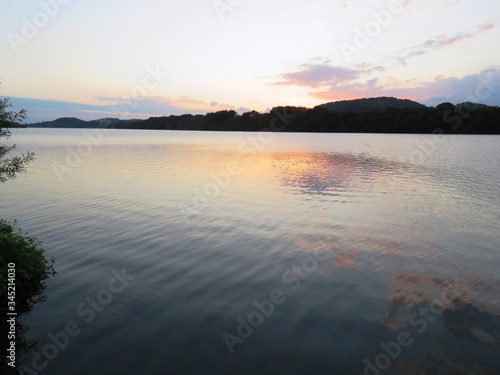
[275,64,386,88]
[397,23,496,65]
[276,64,360,87]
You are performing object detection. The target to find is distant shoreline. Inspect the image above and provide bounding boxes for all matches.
[19,127,500,136]
[22,97,500,135]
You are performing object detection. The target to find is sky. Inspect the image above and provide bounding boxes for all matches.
[1,0,499,123]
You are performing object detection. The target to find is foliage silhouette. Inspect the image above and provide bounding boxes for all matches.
[1,92,55,374]
[0,96,34,183]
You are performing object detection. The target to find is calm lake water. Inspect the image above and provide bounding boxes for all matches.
[2,128,499,374]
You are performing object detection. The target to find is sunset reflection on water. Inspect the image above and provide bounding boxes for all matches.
[2,130,499,374]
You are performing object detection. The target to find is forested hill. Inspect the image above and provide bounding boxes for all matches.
[26,97,500,134]
[320,97,425,112]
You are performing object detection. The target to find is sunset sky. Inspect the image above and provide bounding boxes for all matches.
[1,0,499,122]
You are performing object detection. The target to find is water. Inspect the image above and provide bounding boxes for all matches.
[1,128,499,374]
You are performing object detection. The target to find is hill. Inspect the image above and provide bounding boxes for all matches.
[320,97,425,112]
[29,117,121,128]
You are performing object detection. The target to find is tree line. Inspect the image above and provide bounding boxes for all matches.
[100,103,500,134]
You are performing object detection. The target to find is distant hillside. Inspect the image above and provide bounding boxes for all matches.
[320,97,425,112]
[29,117,121,128]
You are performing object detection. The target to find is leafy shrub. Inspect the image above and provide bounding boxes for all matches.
[0,219,55,314]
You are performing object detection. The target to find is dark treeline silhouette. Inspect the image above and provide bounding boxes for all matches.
[27,97,500,134]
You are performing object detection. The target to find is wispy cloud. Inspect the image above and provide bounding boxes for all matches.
[275,64,361,87]
[397,23,496,65]
[274,63,385,88]
[401,0,419,8]
[444,0,462,9]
